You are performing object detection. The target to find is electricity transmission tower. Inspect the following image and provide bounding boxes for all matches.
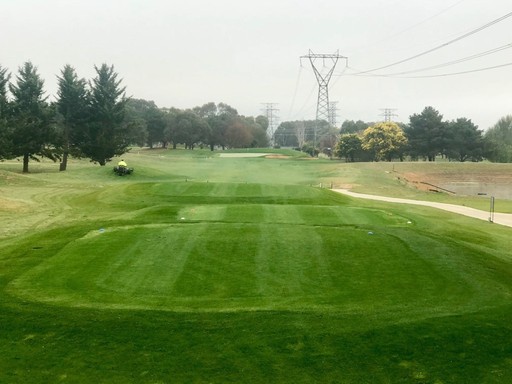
[262,103,279,146]
[301,50,347,123]
[380,108,398,122]
[328,101,339,127]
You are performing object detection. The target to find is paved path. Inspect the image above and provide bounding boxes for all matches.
[333,189,512,228]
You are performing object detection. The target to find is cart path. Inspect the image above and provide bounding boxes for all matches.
[332,189,512,228]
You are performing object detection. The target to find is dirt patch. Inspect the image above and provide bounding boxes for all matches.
[336,183,358,190]
[0,197,28,212]
[397,169,512,199]
[399,172,448,193]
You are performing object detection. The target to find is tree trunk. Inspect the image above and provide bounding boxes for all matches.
[23,153,29,173]
[59,152,68,171]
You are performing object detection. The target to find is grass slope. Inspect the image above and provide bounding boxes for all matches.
[1,149,512,383]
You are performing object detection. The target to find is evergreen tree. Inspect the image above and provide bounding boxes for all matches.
[405,106,447,161]
[340,120,372,134]
[173,109,210,149]
[9,62,56,172]
[56,65,90,170]
[144,106,167,148]
[335,134,364,162]
[483,115,512,162]
[82,64,129,165]
[445,118,483,162]
[0,65,11,160]
[124,98,155,147]
[163,107,180,149]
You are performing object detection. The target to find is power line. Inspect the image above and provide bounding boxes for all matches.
[287,66,303,120]
[390,61,512,78]
[383,0,467,42]
[385,42,512,76]
[352,0,467,53]
[353,10,512,75]
[289,80,317,121]
[347,42,512,78]
[346,61,512,79]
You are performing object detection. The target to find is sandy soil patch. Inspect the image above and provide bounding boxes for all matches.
[0,197,28,212]
[398,170,512,199]
[399,172,445,192]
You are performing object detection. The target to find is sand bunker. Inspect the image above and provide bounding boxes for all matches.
[218,153,269,158]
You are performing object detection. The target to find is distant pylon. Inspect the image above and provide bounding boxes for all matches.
[261,103,279,145]
[380,108,398,122]
[329,101,339,127]
[301,50,348,123]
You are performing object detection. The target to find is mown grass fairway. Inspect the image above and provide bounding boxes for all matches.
[1,150,512,383]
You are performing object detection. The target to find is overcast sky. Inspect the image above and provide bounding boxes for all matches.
[2,0,511,130]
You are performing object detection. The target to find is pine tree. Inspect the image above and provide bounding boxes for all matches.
[82,64,129,165]
[56,65,90,171]
[406,106,446,162]
[0,65,11,160]
[9,62,56,172]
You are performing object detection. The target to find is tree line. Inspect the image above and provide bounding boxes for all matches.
[0,62,130,172]
[274,107,512,163]
[3,61,512,171]
[334,107,512,162]
[127,100,269,151]
[0,62,270,172]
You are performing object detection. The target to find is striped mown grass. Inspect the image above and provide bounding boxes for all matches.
[1,150,512,383]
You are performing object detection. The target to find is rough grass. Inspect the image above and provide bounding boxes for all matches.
[1,150,512,383]
[324,160,512,212]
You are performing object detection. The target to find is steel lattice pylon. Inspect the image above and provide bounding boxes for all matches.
[301,50,347,122]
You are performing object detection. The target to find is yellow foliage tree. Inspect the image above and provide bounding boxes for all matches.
[361,122,408,161]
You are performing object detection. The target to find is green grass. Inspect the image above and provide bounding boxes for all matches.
[324,160,512,212]
[1,149,512,383]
